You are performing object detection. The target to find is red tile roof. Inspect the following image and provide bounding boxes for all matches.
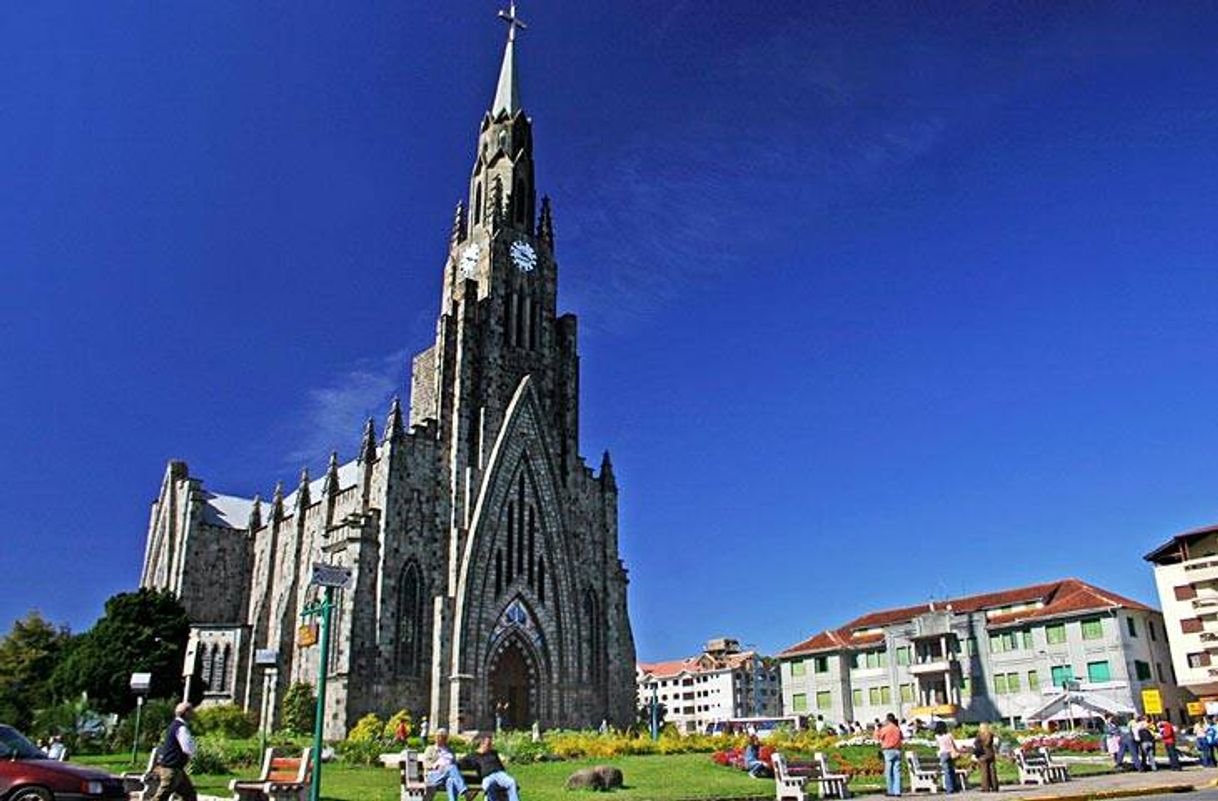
[778,578,1155,658]
[638,650,760,678]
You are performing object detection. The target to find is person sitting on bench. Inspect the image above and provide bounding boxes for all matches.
[743,734,772,778]
[459,735,520,801]
[423,729,470,801]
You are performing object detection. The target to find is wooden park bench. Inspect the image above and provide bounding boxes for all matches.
[1015,747,1069,785]
[906,752,968,794]
[120,748,159,801]
[771,752,809,801]
[812,752,850,799]
[230,747,312,801]
[400,749,495,801]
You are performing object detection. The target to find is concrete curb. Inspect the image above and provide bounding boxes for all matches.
[1020,784,1197,801]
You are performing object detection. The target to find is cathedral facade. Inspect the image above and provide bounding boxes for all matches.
[139,12,637,737]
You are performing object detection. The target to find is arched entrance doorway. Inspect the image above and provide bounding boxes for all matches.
[489,638,534,730]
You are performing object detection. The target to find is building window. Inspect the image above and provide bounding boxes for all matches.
[869,687,881,706]
[1022,630,1034,649]
[1175,585,1198,601]
[816,691,832,710]
[896,646,911,666]
[814,655,830,673]
[994,674,1008,695]
[1188,652,1212,669]
[1045,623,1067,645]
[792,693,808,713]
[961,677,971,695]
[1182,618,1204,634]
[1081,618,1104,640]
[791,661,806,678]
[1008,672,1021,693]
[1028,671,1040,691]
[1087,661,1111,683]
[1127,617,1138,638]
[852,689,863,707]
[900,683,914,702]
[1149,620,1157,641]
[1156,662,1164,682]
[1134,660,1152,681]
[395,560,425,677]
[991,631,1024,653]
[1050,665,1076,687]
[880,686,892,704]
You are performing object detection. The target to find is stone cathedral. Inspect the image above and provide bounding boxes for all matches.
[139,8,637,738]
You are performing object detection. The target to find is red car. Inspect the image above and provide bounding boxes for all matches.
[0,725,125,801]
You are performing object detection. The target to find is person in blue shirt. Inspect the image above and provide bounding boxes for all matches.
[743,734,772,778]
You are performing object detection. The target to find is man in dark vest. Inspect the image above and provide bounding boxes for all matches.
[152,701,198,801]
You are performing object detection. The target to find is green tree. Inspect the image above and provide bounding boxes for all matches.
[0,610,71,730]
[52,589,189,713]
[280,682,316,735]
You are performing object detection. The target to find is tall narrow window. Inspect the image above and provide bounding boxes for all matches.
[537,558,546,604]
[506,502,515,584]
[515,179,526,224]
[495,550,503,597]
[474,183,483,224]
[216,644,230,693]
[518,294,529,349]
[395,561,425,677]
[200,644,214,687]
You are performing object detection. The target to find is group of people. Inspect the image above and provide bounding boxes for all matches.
[1105,715,1182,771]
[422,730,522,801]
[34,735,67,761]
[876,714,1000,796]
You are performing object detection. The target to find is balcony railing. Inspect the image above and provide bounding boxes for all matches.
[1184,559,1218,583]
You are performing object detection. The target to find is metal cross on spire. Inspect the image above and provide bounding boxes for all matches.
[498,1,527,43]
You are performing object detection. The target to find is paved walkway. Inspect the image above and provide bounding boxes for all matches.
[924,766,1208,801]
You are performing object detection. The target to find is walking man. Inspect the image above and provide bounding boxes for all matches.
[152,701,197,801]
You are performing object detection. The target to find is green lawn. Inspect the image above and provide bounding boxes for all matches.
[73,750,1116,801]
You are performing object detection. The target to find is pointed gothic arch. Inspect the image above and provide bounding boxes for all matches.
[395,559,426,677]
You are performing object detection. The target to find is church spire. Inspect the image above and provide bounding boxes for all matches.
[492,2,527,117]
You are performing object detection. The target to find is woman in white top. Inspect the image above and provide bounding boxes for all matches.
[934,721,962,794]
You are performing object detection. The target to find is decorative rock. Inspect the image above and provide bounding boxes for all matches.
[593,765,623,789]
[565,768,606,791]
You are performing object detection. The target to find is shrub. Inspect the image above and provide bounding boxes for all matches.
[280,683,316,736]
[195,704,258,739]
[188,740,232,775]
[347,713,384,744]
[108,699,176,754]
[383,709,413,743]
[336,738,384,766]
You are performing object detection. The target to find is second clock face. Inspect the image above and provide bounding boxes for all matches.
[510,240,537,272]
[458,243,480,280]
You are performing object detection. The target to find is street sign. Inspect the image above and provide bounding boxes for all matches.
[311,563,352,589]
[298,624,319,648]
[255,649,279,667]
[1142,688,1163,715]
[182,639,199,677]
[130,672,152,693]
[1188,701,1205,717]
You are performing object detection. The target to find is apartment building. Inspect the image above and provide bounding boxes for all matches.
[637,637,782,733]
[1145,523,1218,701]
[777,578,1186,728]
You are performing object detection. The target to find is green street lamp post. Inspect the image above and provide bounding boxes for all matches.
[300,563,351,801]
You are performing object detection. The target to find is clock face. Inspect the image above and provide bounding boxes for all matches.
[510,240,537,272]
[458,243,480,280]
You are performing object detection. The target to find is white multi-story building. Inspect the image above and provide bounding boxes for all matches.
[637,637,782,733]
[1145,523,1218,702]
[777,578,1187,728]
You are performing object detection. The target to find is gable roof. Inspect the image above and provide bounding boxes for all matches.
[637,649,761,679]
[778,578,1155,658]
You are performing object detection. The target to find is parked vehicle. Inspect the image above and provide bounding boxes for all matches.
[0,724,125,800]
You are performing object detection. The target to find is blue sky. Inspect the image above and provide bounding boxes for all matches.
[3,2,1218,662]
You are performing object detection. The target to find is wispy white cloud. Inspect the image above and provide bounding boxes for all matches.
[282,347,410,467]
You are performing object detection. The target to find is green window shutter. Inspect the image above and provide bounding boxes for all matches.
[900,683,914,702]
[816,690,832,710]
[1051,665,1075,686]
[1028,671,1040,691]
[869,687,881,705]
[867,651,880,669]
[880,686,892,704]
[1046,624,1066,645]
[989,634,1001,653]
[994,674,1008,694]
[1022,630,1033,650]
[1127,617,1138,638]
[791,661,806,677]
[896,647,910,666]
[793,693,809,712]
[1081,618,1103,640]
[853,688,863,707]
[879,650,889,668]
[1087,661,1111,683]
[1007,672,1020,693]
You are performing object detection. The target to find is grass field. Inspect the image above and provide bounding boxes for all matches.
[74,750,1116,801]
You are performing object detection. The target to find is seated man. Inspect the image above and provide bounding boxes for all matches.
[459,735,520,801]
[422,729,470,801]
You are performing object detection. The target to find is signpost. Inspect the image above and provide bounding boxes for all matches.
[254,649,279,758]
[300,563,351,801]
[129,672,152,764]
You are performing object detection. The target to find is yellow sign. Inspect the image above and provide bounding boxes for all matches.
[1142,688,1163,715]
[910,704,959,717]
[1188,702,1205,717]
[297,623,318,648]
